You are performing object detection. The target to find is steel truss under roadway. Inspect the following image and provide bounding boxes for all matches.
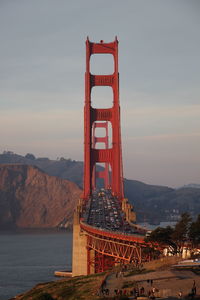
[80,221,155,274]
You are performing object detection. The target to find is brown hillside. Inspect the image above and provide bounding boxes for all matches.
[0,164,82,229]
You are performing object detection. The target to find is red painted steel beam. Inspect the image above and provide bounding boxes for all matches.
[94,122,108,128]
[86,230,144,264]
[91,108,113,122]
[80,221,145,244]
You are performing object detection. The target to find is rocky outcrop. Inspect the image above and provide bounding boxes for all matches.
[0,164,82,229]
[1,152,200,225]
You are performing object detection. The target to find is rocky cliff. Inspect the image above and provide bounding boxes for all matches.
[0,164,82,229]
[1,152,200,225]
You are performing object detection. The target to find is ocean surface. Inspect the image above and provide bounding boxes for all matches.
[0,230,72,300]
[0,222,175,300]
[138,221,177,230]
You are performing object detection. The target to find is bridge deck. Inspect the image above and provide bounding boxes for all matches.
[82,189,146,241]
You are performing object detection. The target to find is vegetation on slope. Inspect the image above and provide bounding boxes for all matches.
[125,179,200,223]
[146,213,200,254]
[13,273,106,300]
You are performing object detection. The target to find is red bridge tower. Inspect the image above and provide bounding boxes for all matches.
[72,38,138,277]
[83,37,124,201]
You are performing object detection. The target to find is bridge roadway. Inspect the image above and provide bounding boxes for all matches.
[75,189,156,273]
[82,189,146,241]
[77,189,152,272]
[87,189,131,232]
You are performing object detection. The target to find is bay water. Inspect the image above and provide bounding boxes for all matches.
[0,222,176,299]
[0,230,72,300]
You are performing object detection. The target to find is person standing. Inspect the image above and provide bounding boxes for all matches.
[192,280,196,296]
[178,290,182,298]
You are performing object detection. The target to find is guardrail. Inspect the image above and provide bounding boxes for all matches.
[80,220,146,244]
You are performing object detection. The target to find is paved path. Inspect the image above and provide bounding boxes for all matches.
[104,269,200,299]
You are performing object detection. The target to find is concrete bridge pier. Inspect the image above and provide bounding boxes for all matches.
[72,201,88,276]
[72,200,95,276]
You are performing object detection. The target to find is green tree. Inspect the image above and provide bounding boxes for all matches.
[171,212,192,252]
[189,214,200,247]
[145,226,177,254]
[33,293,55,300]
[25,153,36,160]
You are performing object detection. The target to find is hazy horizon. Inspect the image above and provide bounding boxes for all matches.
[1,149,199,189]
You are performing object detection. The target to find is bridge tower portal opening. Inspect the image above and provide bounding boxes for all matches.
[92,121,111,190]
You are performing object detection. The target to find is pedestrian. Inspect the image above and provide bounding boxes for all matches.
[192,280,196,295]
[106,288,109,295]
[135,288,139,298]
[102,279,106,289]
[188,289,195,300]
[132,289,137,299]
[178,290,182,298]
[140,286,145,295]
[188,280,197,300]
[149,290,155,300]
[100,285,104,295]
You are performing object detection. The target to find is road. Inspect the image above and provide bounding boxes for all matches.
[85,189,138,234]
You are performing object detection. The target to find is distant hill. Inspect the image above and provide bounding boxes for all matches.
[0,164,81,229]
[1,151,200,225]
[0,151,84,187]
[126,180,200,223]
[177,183,200,189]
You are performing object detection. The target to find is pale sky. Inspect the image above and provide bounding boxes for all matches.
[0,0,200,187]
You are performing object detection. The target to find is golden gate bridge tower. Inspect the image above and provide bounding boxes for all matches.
[83,36,124,201]
[72,38,146,277]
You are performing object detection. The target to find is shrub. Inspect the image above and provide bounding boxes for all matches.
[32,293,55,300]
